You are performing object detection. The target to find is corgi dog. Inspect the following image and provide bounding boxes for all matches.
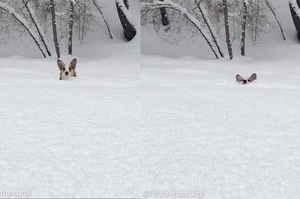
[57,58,77,80]
[236,73,257,84]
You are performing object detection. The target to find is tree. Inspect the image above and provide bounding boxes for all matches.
[116,0,137,41]
[68,0,74,55]
[159,0,169,27]
[265,0,286,40]
[50,0,60,58]
[0,2,46,58]
[93,0,114,39]
[141,0,219,59]
[195,0,224,58]
[241,0,247,56]
[23,0,52,57]
[222,0,233,59]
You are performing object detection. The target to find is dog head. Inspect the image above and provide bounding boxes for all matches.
[57,58,77,79]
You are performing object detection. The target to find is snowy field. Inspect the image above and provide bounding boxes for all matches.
[141,45,300,198]
[0,0,142,197]
[0,38,142,198]
[1,0,300,198]
[140,1,300,196]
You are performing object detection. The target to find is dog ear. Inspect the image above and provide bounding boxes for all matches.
[57,59,65,70]
[70,58,77,69]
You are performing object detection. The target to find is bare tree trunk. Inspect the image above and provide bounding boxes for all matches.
[254,0,260,42]
[81,0,87,42]
[23,0,52,57]
[116,0,137,41]
[0,2,46,58]
[68,0,74,55]
[93,0,113,39]
[241,0,247,56]
[222,0,233,59]
[195,0,224,58]
[159,0,169,26]
[265,0,286,40]
[50,0,60,58]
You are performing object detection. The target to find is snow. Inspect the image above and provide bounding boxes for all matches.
[0,0,141,198]
[0,38,140,197]
[141,43,300,198]
[1,0,300,198]
[141,0,300,198]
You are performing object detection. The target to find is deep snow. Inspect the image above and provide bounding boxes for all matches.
[140,0,300,198]
[141,48,300,198]
[1,0,300,198]
[0,38,141,198]
[0,0,142,198]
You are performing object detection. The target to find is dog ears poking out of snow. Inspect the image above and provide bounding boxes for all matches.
[236,73,257,84]
[57,58,77,80]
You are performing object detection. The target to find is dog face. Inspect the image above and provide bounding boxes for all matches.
[57,58,77,80]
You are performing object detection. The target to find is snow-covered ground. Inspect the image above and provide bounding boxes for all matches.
[0,37,141,197]
[0,0,142,197]
[141,44,300,198]
[140,1,300,198]
[1,0,300,198]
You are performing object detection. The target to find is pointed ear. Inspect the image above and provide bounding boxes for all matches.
[236,74,243,82]
[70,58,77,69]
[57,59,65,70]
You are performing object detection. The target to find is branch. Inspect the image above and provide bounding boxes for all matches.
[265,0,286,40]
[93,0,113,39]
[23,0,52,56]
[141,0,219,59]
[0,2,46,58]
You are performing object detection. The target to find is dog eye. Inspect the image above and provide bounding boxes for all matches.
[69,68,72,71]
[62,68,65,71]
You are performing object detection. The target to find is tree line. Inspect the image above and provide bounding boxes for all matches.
[0,0,136,58]
[141,0,285,59]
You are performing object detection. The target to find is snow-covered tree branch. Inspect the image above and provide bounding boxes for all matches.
[265,0,286,40]
[23,0,52,57]
[141,0,219,59]
[0,2,46,58]
[93,0,114,39]
[195,0,224,58]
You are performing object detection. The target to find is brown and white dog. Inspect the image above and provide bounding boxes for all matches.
[57,58,77,80]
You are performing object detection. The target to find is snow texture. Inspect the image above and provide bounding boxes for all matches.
[0,39,140,198]
[1,0,300,198]
[141,46,300,198]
